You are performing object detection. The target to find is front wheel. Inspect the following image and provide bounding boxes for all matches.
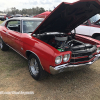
[28,54,48,80]
[0,39,9,51]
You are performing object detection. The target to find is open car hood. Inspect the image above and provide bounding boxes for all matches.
[32,0,100,35]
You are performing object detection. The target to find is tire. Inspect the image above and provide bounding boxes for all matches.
[0,39,9,51]
[28,54,48,80]
[95,36,100,40]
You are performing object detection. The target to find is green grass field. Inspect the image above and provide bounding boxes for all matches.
[0,21,4,24]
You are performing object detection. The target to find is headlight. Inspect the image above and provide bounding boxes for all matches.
[63,54,70,62]
[97,47,100,53]
[55,56,62,64]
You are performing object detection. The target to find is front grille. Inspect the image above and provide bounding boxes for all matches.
[71,49,96,57]
[70,55,95,63]
[70,44,97,64]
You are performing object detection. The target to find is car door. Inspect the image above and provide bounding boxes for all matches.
[0,26,9,43]
[6,20,23,53]
[75,20,91,36]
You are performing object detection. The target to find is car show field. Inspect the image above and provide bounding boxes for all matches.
[0,0,100,99]
[0,21,100,100]
[0,20,100,100]
[0,47,100,100]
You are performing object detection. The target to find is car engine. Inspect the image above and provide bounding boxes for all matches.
[36,32,96,54]
[36,32,97,64]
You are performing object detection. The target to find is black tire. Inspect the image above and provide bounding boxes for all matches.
[95,36,100,40]
[0,39,9,51]
[28,54,48,80]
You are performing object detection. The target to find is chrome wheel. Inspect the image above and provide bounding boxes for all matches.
[0,40,3,49]
[0,39,9,51]
[29,58,39,76]
[28,54,48,80]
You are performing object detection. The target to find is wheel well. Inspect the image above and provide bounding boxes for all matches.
[26,51,33,59]
[92,33,100,39]
[26,51,39,60]
[26,50,44,69]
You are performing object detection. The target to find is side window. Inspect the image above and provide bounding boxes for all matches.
[6,20,20,32]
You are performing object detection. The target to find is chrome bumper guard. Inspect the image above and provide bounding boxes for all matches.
[50,54,99,75]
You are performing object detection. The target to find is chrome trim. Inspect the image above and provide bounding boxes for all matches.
[22,20,23,33]
[50,55,99,75]
[6,20,21,33]
[0,40,44,69]
[95,54,100,58]
[26,50,44,70]
[6,44,27,60]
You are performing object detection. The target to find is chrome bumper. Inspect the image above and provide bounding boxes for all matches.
[50,55,99,75]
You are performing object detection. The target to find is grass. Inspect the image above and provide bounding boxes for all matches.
[0,48,27,72]
[0,21,4,24]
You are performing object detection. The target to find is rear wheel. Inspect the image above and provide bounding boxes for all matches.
[0,39,9,51]
[28,54,48,80]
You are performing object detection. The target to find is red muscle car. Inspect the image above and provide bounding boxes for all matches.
[0,0,100,80]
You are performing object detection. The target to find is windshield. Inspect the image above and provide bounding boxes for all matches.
[22,20,42,33]
[89,14,100,23]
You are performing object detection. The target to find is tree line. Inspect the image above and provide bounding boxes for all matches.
[1,7,51,16]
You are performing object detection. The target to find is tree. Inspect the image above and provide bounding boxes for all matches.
[11,7,16,14]
[39,7,45,13]
[0,6,47,15]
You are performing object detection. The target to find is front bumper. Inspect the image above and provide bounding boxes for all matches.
[50,54,99,75]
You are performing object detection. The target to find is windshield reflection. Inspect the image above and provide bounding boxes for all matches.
[90,14,100,24]
[22,20,42,33]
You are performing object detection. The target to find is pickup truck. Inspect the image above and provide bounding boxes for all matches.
[75,14,100,40]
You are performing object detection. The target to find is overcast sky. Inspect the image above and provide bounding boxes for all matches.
[0,0,77,11]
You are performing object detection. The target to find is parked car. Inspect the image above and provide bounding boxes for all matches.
[14,14,22,17]
[5,14,13,19]
[0,0,100,80]
[34,11,51,18]
[0,13,6,21]
[74,14,100,40]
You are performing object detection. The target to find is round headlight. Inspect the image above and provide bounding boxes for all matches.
[63,54,70,62]
[55,56,62,64]
[97,47,100,53]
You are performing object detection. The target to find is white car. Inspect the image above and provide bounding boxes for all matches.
[74,14,100,40]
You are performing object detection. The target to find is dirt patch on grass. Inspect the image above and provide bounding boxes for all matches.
[0,47,100,100]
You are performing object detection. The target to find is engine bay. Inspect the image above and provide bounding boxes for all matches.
[35,32,96,53]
